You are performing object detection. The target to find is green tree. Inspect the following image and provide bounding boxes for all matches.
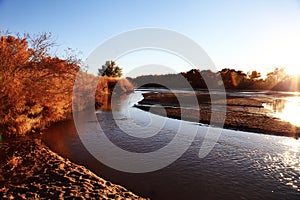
[98,60,122,77]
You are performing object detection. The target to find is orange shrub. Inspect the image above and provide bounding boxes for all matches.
[0,34,135,137]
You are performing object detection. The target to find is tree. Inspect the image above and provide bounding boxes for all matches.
[0,33,80,136]
[98,60,122,77]
[249,70,261,80]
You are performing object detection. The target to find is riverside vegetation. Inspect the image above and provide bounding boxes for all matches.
[131,67,300,91]
[0,32,134,138]
[0,32,143,199]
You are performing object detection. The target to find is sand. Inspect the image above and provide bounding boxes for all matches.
[135,92,300,138]
[0,137,148,200]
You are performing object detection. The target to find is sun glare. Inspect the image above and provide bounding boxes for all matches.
[264,97,300,127]
[281,138,300,152]
[285,66,300,77]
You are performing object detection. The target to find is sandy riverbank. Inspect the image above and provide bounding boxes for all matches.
[135,92,300,138]
[0,137,148,199]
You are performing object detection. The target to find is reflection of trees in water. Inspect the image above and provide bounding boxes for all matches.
[96,94,130,111]
[42,120,77,158]
[96,94,111,111]
[271,99,286,113]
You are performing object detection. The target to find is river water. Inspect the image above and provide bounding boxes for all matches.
[42,90,300,199]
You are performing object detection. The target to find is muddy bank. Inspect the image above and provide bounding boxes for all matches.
[0,137,148,199]
[135,92,300,138]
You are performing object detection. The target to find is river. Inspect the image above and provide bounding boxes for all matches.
[42,90,300,199]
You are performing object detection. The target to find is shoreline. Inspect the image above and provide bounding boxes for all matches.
[135,92,300,138]
[0,137,148,199]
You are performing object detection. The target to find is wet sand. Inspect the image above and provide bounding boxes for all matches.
[135,92,300,138]
[0,137,148,199]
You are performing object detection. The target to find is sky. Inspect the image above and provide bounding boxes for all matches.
[1,0,300,77]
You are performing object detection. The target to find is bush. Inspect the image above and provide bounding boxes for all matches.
[0,33,134,137]
[0,34,80,136]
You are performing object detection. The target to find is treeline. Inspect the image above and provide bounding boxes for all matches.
[0,33,133,137]
[131,68,300,91]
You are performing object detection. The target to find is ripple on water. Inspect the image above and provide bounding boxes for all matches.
[259,150,300,192]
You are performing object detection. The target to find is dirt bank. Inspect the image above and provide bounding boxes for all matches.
[0,137,148,199]
[135,92,300,138]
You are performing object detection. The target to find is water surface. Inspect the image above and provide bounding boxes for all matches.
[264,96,300,126]
[42,91,300,199]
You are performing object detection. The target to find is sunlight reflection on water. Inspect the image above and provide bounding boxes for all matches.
[259,138,300,192]
[264,96,300,127]
[281,139,300,152]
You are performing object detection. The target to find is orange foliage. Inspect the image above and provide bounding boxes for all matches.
[0,35,79,136]
[0,34,134,137]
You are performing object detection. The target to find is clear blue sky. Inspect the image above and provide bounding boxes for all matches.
[1,0,300,76]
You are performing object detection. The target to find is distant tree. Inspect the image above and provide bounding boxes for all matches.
[266,67,287,82]
[219,69,248,88]
[98,60,122,77]
[249,70,261,80]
